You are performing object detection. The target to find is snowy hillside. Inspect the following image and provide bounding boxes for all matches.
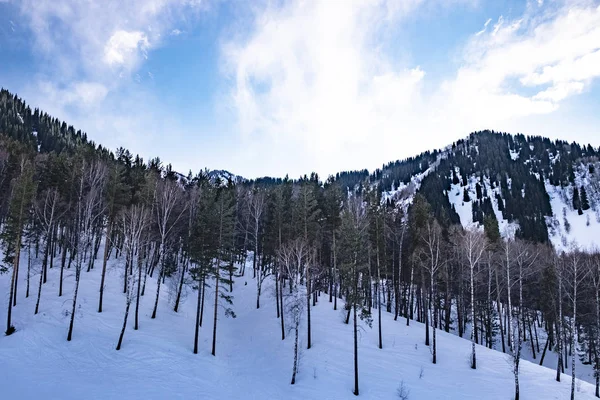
[1,250,597,400]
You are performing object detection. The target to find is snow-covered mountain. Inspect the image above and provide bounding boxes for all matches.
[372,131,600,251]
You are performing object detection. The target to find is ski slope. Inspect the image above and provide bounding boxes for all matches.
[0,252,597,399]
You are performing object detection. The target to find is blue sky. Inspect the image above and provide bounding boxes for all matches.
[1,0,599,179]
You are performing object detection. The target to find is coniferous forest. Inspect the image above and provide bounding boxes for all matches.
[3,88,600,399]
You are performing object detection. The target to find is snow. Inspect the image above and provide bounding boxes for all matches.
[1,248,597,399]
[509,148,520,161]
[448,181,473,228]
[546,181,600,252]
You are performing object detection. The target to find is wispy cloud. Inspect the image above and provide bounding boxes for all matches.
[475,18,492,36]
[223,0,600,177]
[12,0,206,105]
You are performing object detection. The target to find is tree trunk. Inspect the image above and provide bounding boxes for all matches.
[116,300,131,350]
[174,260,187,312]
[200,274,206,327]
[151,266,162,319]
[280,274,285,340]
[307,264,312,350]
[98,221,113,313]
[67,271,81,341]
[211,264,219,356]
[470,262,476,369]
[194,273,203,354]
[291,322,299,384]
[26,238,31,298]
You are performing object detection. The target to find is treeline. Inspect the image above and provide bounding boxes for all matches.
[3,88,600,399]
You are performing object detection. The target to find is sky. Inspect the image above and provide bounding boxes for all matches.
[0,0,599,179]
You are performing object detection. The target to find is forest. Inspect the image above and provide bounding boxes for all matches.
[2,88,600,400]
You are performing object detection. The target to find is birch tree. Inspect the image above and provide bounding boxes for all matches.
[151,178,187,319]
[460,225,487,369]
[116,205,148,350]
[278,238,310,385]
[67,160,107,341]
[422,218,444,364]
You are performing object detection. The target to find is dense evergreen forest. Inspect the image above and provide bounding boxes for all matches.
[3,87,600,399]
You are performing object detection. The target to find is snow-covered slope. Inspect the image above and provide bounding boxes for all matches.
[0,251,596,399]
[546,163,600,252]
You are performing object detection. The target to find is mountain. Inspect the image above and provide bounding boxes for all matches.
[2,88,600,400]
[2,88,599,252]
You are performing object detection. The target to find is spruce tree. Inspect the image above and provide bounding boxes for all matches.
[580,186,590,211]
[339,195,371,396]
[572,187,580,210]
[2,157,35,335]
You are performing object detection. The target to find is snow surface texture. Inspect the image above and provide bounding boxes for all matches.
[546,163,600,253]
[1,250,597,399]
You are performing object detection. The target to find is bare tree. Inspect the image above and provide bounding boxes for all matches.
[116,205,148,350]
[460,225,487,369]
[503,237,538,400]
[422,219,444,364]
[67,160,107,341]
[563,247,589,400]
[33,188,64,315]
[151,179,187,319]
[247,188,266,308]
[278,239,311,385]
[589,251,600,397]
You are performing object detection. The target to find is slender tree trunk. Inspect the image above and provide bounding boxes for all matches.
[26,238,31,298]
[134,253,143,330]
[116,299,131,350]
[34,247,45,315]
[557,272,563,381]
[67,270,81,341]
[98,221,112,313]
[353,295,359,396]
[151,265,162,319]
[174,260,187,312]
[6,251,18,334]
[539,337,549,366]
[307,262,312,350]
[291,321,299,384]
[407,263,414,326]
[211,263,219,356]
[193,272,203,354]
[280,273,285,340]
[200,274,206,326]
[376,243,382,349]
[571,272,578,400]
[470,262,476,369]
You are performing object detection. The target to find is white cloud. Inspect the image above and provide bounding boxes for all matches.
[103,30,149,68]
[475,18,492,36]
[13,0,205,104]
[224,0,600,178]
[37,81,109,108]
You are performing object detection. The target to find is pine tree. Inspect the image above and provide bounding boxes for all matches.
[580,186,590,211]
[339,195,372,396]
[293,181,321,350]
[572,187,580,210]
[2,157,36,335]
[210,178,237,356]
[463,188,471,203]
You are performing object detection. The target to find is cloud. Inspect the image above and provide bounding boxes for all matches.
[12,0,206,104]
[103,30,149,68]
[475,18,492,36]
[224,0,600,178]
